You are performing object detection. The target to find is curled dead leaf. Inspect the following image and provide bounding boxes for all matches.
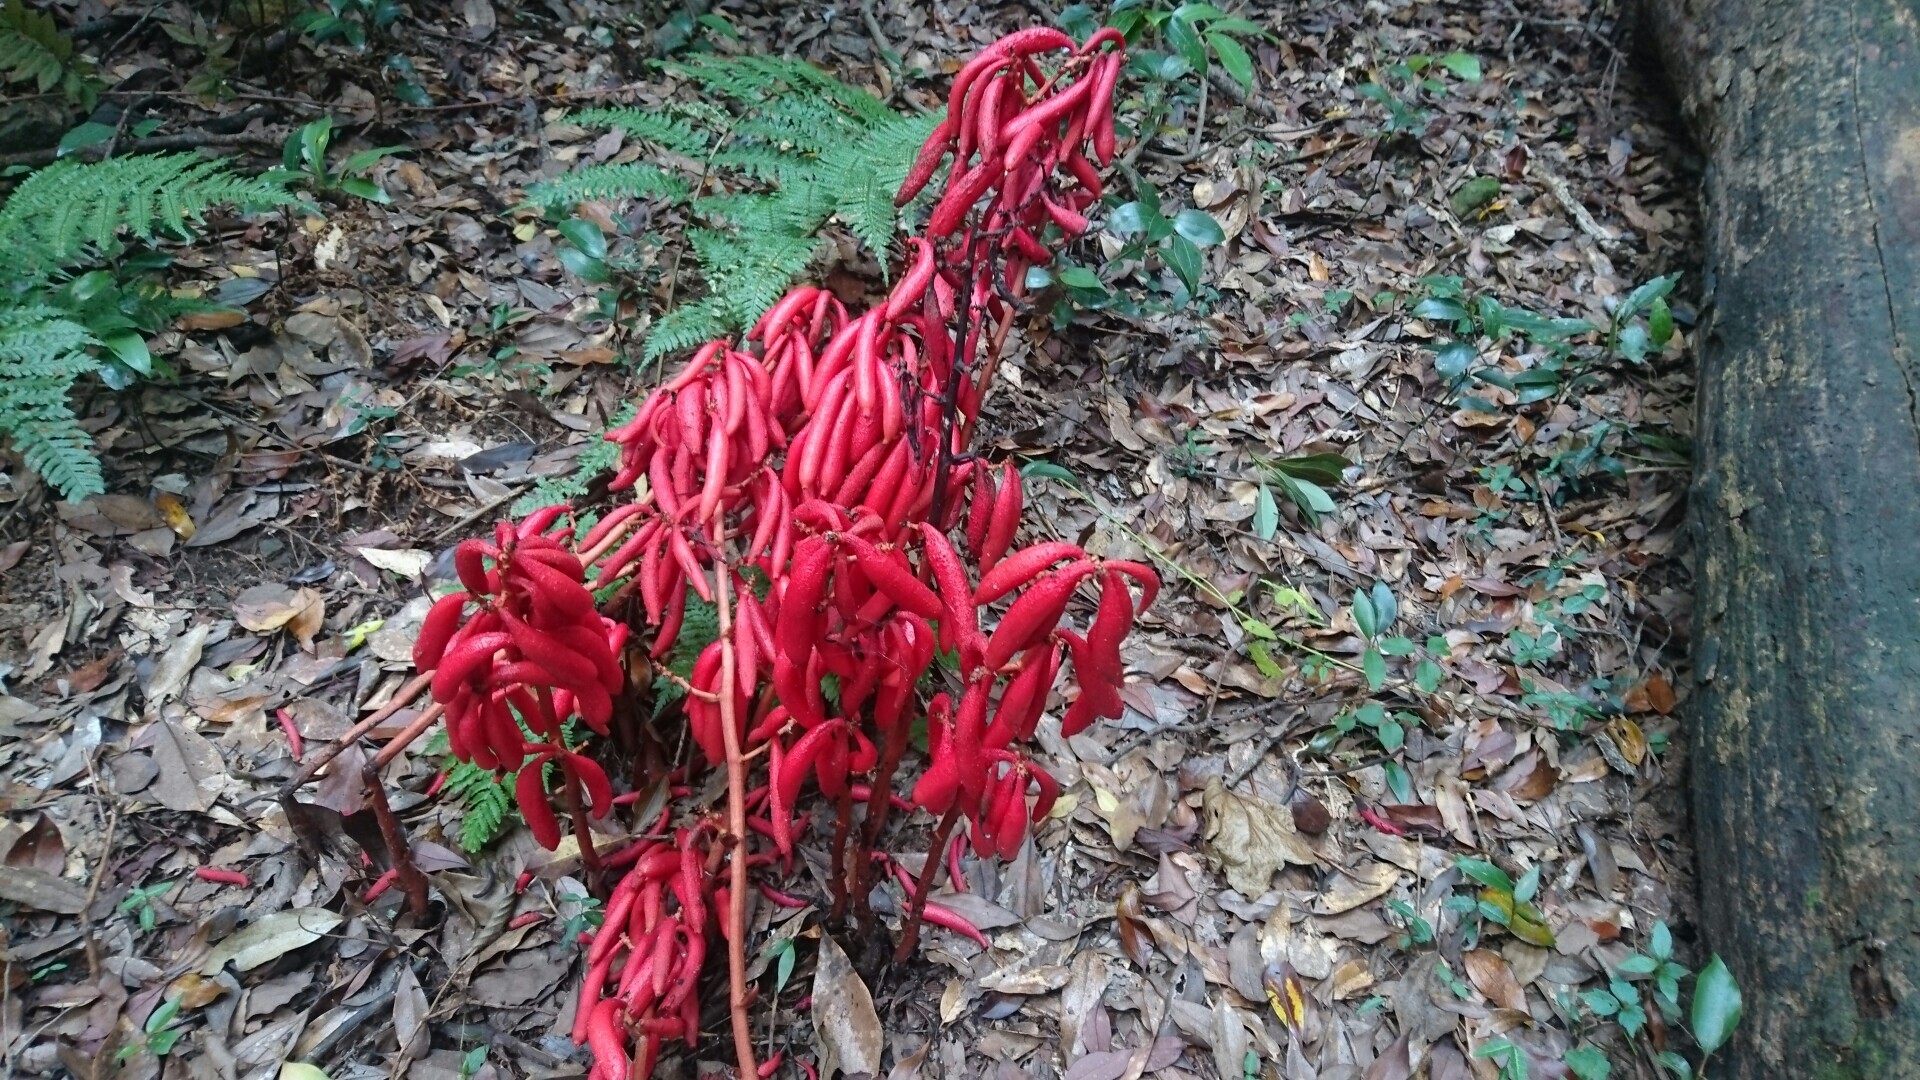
[812,933,883,1078]
[1201,777,1318,897]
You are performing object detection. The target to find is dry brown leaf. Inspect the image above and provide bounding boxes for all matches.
[1200,777,1318,897]
[1315,860,1398,915]
[143,623,209,708]
[1462,949,1527,1011]
[812,933,883,1079]
[4,812,65,874]
[393,963,431,1067]
[0,867,87,913]
[200,909,343,974]
[148,716,223,813]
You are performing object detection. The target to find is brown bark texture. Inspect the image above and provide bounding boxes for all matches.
[1647,0,1920,1076]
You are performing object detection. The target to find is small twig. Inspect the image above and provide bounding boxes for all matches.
[78,805,121,984]
[0,129,281,169]
[279,670,434,797]
[861,0,898,64]
[894,804,962,961]
[710,522,759,1080]
[1537,163,1626,253]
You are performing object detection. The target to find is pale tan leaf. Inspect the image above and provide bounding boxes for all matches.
[812,933,883,1079]
[202,909,343,974]
[1201,778,1318,897]
[148,715,223,813]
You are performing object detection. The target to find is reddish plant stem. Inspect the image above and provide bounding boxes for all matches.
[369,701,446,769]
[362,757,430,918]
[894,804,963,962]
[564,769,605,894]
[283,669,433,793]
[710,528,759,1080]
[827,785,855,922]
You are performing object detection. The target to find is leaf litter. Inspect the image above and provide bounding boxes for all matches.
[0,0,1702,1078]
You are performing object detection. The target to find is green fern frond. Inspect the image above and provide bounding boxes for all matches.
[564,106,714,158]
[0,306,101,499]
[523,161,689,213]
[0,154,294,281]
[643,297,733,362]
[445,759,518,852]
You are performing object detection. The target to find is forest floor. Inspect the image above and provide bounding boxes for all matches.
[0,2,1704,1079]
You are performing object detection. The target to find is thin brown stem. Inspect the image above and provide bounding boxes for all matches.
[283,670,433,793]
[564,770,605,893]
[894,804,962,962]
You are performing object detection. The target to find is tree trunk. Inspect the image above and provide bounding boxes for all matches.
[1646,1,1920,1076]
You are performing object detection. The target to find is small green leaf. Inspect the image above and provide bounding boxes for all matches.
[1656,1051,1694,1077]
[1369,581,1396,629]
[1382,759,1413,803]
[1648,297,1674,345]
[1650,920,1673,960]
[1163,233,1204,294]
[1617,954,1660,975]
[146,997,182,1034]
[1377,635,1416,657]
[1376,718,1404,752]
[1248,640,1283,679]
[1351,590,1377,638]
[1448,176,1501,218]
[461,1045,489,1077]
[1362,648,1386,691]
[1617,273,1679,320]
[337,177,389,203]
[1691,955,1743,1054]
[1208,31,1255,89]
[1513,862,1541,904]
[1019,461,1077,485]
[1024,265,1054,289]
[1438,51,1482,80]
[1240,618,1278,642]
[1455,856,1514,893]
[341,145,407,174]
[1252,482,1279,540]
[1415,660,1443,693]
[1564,1045,1611,1080]
[1173,208,1226,246]
[1616,323,1651,363]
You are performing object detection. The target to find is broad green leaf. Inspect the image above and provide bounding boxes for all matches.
[1438,51,1482,80]
[1411,296,1468,322]
[1275,474,1334,522]
[1415,660,1443,693]
[1616,954,1660,975]
[1362,647,1386,691]
[58,122,116,156]
[341,145,408,173]
[1690,955,1742,1054]
[1166,15,1208,71]
[1271,452,1349,484]
[1376,718,1404,752]
[1651,920,1673,960]
[558,218,608,260]
[103,332,152,376]
[1432,341,1478,380]
[1655,1051,1693,1077]
[1108,201,1150,235]
[1252,482,1279,540]
[1173,208,1226,246]
[1208,31,1255,90]
[1058,265,1104,290]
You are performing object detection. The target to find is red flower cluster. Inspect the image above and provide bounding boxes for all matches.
[405,27,1147,1079]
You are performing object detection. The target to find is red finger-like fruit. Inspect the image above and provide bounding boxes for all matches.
[974,541,1086,605]
[412,591,473,670]
[517,759,563,849]
[979,461,1023,572]
[841,535,944,620]
[1100,559,1160,611]
[455,539,495,595]
[982,560,1099,672]
[895,117,956,207]
[965,466,995,556]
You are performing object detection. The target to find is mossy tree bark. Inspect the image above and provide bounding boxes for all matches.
[1647,1,1920,1076]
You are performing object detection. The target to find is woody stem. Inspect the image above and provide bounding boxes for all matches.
[711,528,759,1080]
